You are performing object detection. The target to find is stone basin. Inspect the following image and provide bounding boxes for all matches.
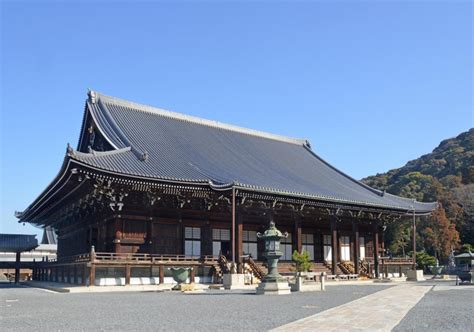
[168,267,193,284]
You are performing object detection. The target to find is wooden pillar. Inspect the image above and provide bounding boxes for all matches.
[399,265,403,277]
[89,245,96,286]
[236,212,243,272]
[294,215,302,254]
[159,265,164,284]
[353,221,360,274]
[125,265,131,285]
[373,222,380,278]
[177,212,183,255]
[231,187,236,263]
[89,265,95,286]
[190,267,195,283]
[14,252,21,283]
[114,218,122,253]
[32,259,36,281]
[331,217,338,275]
[147,218,153,253]
[202,223,213,256]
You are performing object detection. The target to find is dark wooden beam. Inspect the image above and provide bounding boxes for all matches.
[373,221,380,278]
[294,215,302,254]
[331,216,338,275]
[353,220,360,274]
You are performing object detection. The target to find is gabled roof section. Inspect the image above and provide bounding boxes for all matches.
[69,90,437,213]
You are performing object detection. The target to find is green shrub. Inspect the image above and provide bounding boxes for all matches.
[415,252,437,271]
[292,250,312,272]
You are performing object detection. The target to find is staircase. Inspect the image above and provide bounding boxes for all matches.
[323,260,343,275]
[359,260,372,278]
[245,257,265,281]
[338,261,356,274]
[212,255,231,282]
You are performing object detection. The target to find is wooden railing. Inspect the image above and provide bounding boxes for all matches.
[39,252,218,266]
[363,257,413,264]
[93,252,218,264]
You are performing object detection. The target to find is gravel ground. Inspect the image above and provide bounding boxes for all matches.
[393,280,474,332]
[1,283,390,331]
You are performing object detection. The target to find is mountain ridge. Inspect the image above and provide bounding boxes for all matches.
[362,128,473,259]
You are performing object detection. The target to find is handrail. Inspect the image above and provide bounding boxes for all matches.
[36,252,219,265]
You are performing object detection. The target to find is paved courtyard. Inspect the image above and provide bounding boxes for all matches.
[1,280,472,331]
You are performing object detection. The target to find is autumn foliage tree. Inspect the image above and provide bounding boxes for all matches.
[420,206,460,261]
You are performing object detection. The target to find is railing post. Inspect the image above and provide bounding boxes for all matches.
[89,246,96,287]
[159,265,164,284]
[125,265,131,285]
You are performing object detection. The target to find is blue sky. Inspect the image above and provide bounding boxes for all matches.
[1,1,472,238]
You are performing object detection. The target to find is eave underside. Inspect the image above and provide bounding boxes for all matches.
[18,161,435,229]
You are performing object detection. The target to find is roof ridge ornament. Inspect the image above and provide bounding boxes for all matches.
[66,143,75,156]
[88,89,97,104]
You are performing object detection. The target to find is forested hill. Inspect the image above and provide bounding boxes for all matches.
[362,128,473,258]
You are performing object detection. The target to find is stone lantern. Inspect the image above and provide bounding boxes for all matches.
[256,221,291,295]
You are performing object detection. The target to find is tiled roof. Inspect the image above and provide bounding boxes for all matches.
[69,91,437,213]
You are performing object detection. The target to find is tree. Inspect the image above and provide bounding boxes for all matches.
[292,250,312,272]
[388,222,411,257]
[420,206,460,261]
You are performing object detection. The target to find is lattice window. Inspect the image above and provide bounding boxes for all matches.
[184,227,201,257]
[323,234,332,261]
[243,230,258,259]
[302,233,314,261]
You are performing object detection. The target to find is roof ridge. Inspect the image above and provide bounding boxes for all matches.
[70,146,132,158]
[89,90,309,146]
[302,145,386,197]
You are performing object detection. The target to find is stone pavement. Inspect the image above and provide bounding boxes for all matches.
[273,283,432,332]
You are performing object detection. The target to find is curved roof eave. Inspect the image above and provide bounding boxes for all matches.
[16,152,75,222]
[71,150,437,214]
